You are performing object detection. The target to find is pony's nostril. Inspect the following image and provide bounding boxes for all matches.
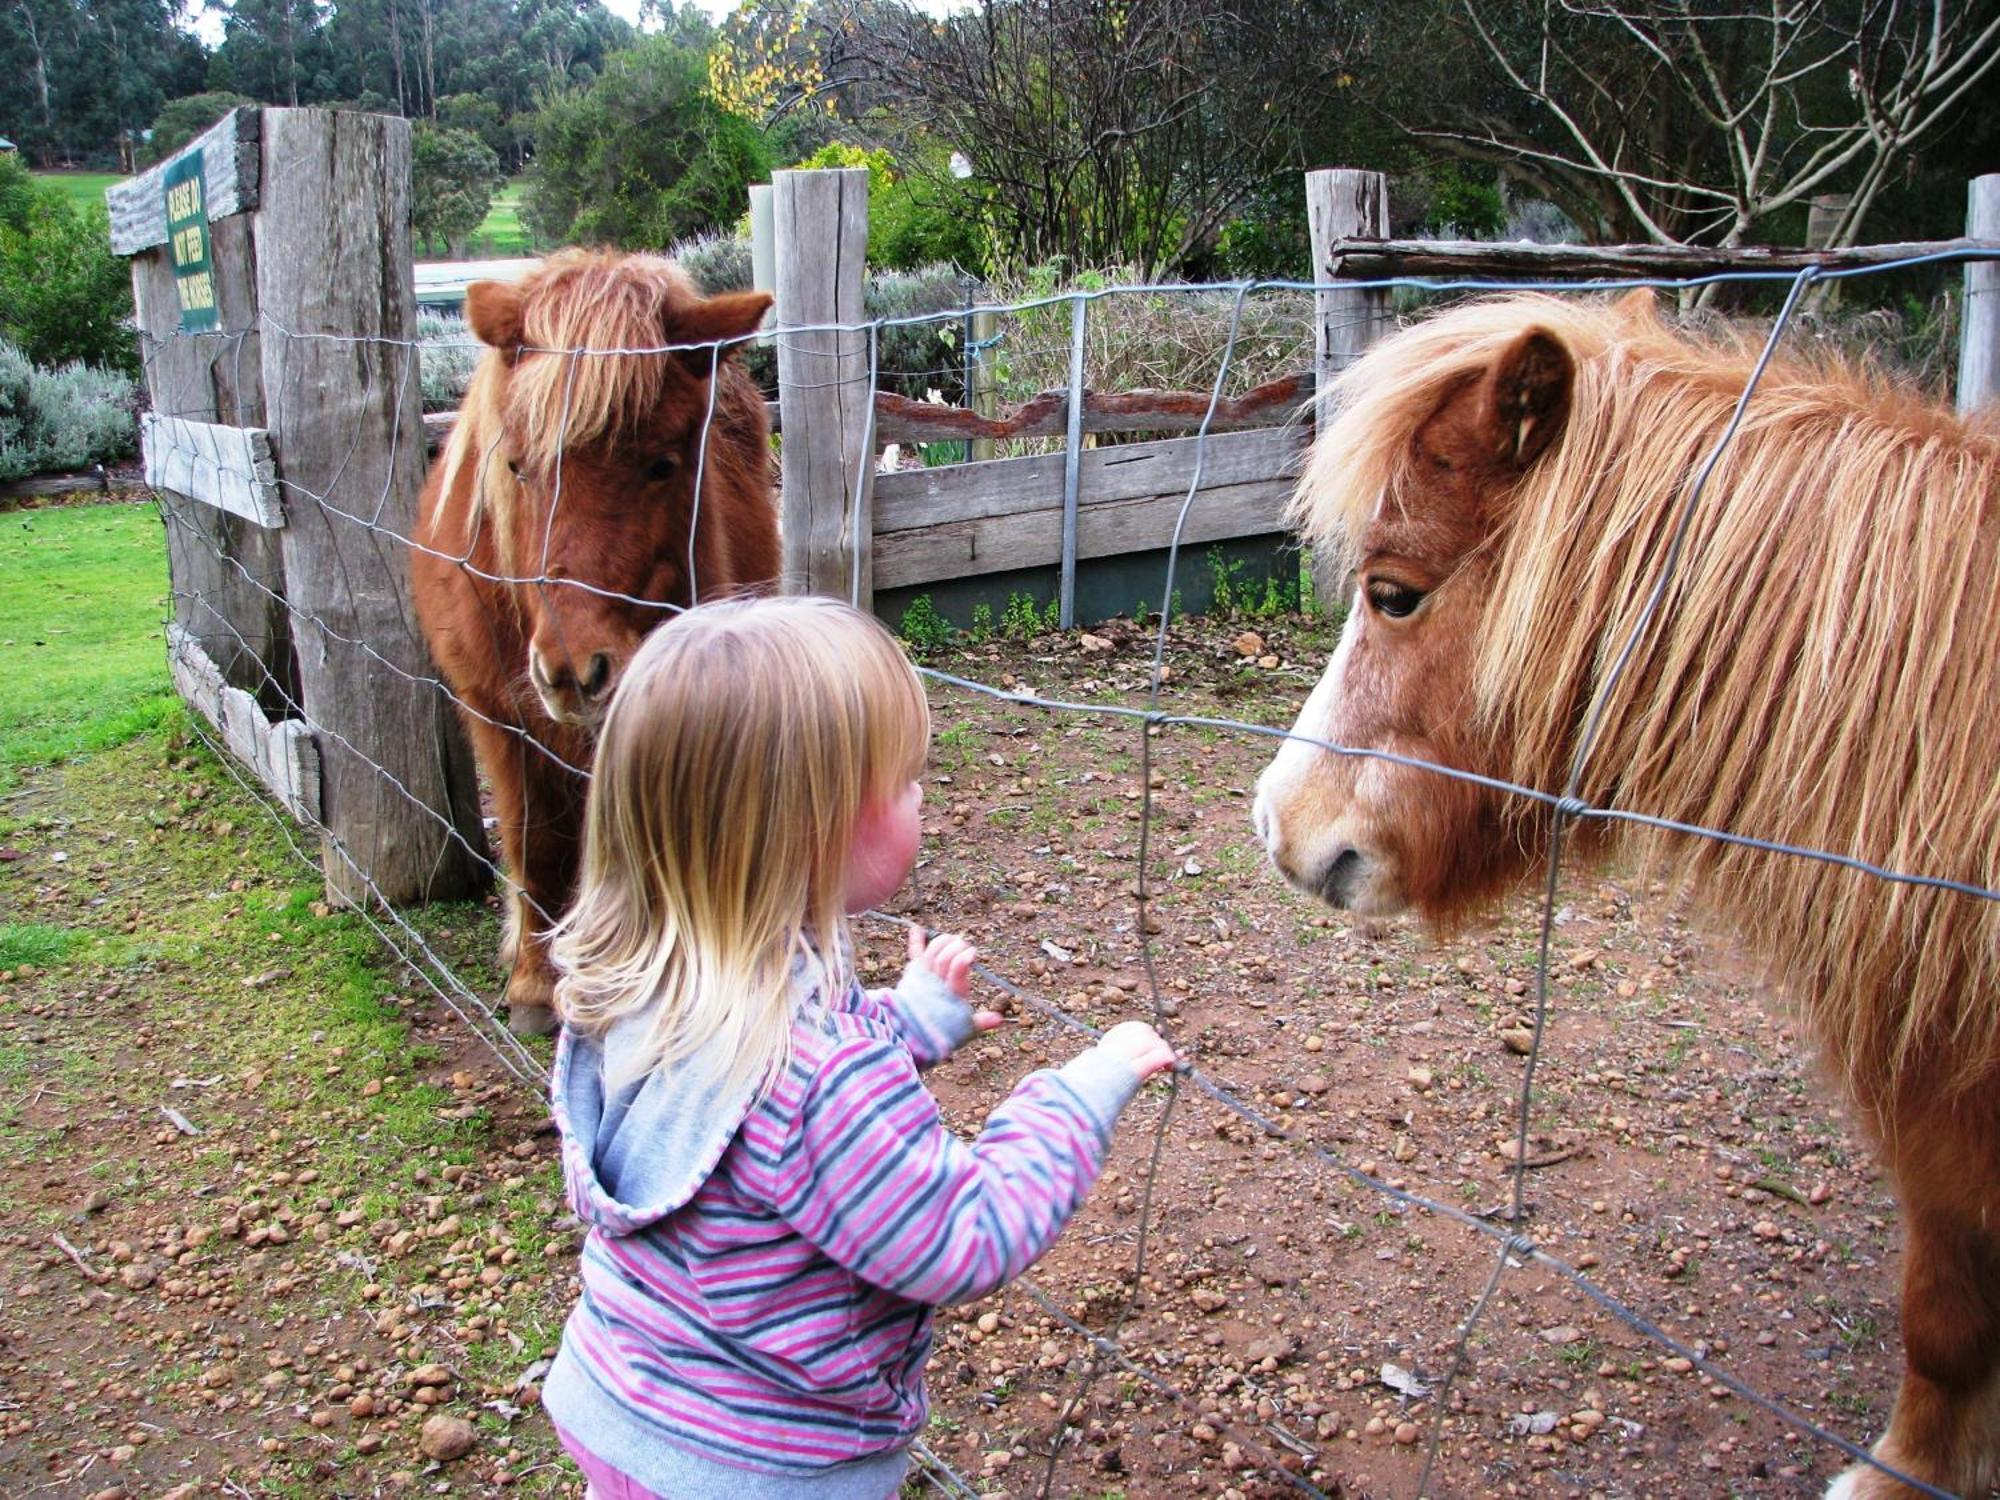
[580,653,612,700]
[529,651,554,691]
[1319,847,1364,905]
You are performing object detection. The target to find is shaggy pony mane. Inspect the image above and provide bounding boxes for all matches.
[1296,293,2000,1110]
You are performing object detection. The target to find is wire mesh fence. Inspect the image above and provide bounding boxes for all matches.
[140,249,1999,1500]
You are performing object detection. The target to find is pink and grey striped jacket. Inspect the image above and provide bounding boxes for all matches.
[542,957,1143,1498]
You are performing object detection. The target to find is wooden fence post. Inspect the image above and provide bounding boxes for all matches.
[1960,174,2000,416]
[108,108,294,716]
[968,307,999,462]
[256,108,487,907]
[773,167,873,603]
[1305,168,1391,612]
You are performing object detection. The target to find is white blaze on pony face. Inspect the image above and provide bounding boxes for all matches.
[1253,596,1409,915]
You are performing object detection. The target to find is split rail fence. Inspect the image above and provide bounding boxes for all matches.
[108,104,2000,1498]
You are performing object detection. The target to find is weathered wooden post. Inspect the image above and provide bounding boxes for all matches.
[773,167,873,603]
[968,306,999,462]
[108,109,294,716]
[1304,168,1391,611]
[1960,174,2000,416]
[254,108,487,907]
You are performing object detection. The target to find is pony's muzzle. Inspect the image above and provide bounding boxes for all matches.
[529,646,615,723]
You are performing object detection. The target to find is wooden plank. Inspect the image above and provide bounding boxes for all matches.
[874,478,1293,591]
[141,413,283,528]
[258,108,487,907]
[1960,177,2000,415]
[132,227,291,710]
[1312,233,1998,281]
[167,624,321,823]
[107,108,261,255]
[774,167,873,603]
[420,377,1314,455]
[874,426,1306,533]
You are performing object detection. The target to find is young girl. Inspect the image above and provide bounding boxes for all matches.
[541,596,1177,1498]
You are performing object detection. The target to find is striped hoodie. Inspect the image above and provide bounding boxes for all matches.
[542,956,1144,1498]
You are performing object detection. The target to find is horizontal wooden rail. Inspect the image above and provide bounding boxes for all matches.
[873,425,1305,590]
[142,413,283,528]
[167,623,320,823]
[107,108,261,255]
[1317,235,2000,281]
[420,372,1312,454]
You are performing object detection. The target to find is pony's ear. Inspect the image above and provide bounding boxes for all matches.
[1484,328,1572,469]
[1613,287,1658,326]
[672,290,774,363]
[465,281,526,359]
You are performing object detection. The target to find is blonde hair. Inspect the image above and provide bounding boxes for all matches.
[551,597,931,1095]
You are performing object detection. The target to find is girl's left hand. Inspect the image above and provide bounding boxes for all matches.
[908,926,1002,1031]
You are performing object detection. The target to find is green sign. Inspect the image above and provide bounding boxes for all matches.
[164,154,218,332]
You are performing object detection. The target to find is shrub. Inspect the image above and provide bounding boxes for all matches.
[897,594,954,652]
[668,230,754,294]
[415,312,480,413]
[0,338,138,483]
[0,165,136,376]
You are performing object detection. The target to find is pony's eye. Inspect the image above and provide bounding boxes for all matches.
[505,457,522,479]
[1366,580,1426,619]
[644,455,680,484]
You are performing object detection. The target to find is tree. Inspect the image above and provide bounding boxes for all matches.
[523,34,774,249]
[0,159,135,372]
[411,121,502,255]
[1372,0,2000,248]
[146,91,257,164]
[1,0,204,165]
[829,0,1360,276]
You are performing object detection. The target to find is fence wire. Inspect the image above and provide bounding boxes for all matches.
[136,253,1997,1500]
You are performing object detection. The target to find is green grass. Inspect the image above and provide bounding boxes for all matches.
[0,921,82,968]
[468,178,530,258]
[0,500,175,785]
[32,170,124,215]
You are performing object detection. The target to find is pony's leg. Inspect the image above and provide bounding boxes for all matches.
[1826,1151,2000,1499]
[500,747,586,1038]
[463,718,571,1038]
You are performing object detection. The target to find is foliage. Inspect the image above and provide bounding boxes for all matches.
[1208,547,1299,620]
[668,228,754,295]
[144,92,256,165]
[707,0,824,121]
[792,139,988,273]
[0,339,137,482]
[896,594,954,653]
[415,311,479,412]
[1000,591,1058,640]
[835,0,1359,276]
[0,0,206,166]
[524,34,774,250]
[411,123,503,256]
[0,164,135,375]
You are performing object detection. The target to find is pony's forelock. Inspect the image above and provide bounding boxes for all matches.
[433,249,715,561]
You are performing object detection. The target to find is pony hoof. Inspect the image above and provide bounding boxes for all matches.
[506,1003,559,1038]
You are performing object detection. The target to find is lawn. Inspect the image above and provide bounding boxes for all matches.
[0,499,174,785]
[468,177,530,258]
[32,169,124,216]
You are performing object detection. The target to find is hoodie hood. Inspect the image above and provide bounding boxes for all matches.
[552,960,830,1235]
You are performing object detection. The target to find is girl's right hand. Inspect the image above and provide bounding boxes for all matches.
[1096,1021,1178,1081]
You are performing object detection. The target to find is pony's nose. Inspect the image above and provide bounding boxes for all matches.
[529,648,612,702]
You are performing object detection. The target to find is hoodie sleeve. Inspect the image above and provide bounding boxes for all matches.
[857,964,979,1069]
[771,1034,1142,1306]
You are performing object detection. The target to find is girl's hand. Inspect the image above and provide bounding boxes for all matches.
[907,926,1002,1031]
[1096,1020,1179,1081]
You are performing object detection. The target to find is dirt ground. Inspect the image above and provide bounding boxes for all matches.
[0,609,1912,1499]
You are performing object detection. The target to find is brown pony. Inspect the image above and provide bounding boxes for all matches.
[1253,289,2000,1499]
[412,249,779,1037]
